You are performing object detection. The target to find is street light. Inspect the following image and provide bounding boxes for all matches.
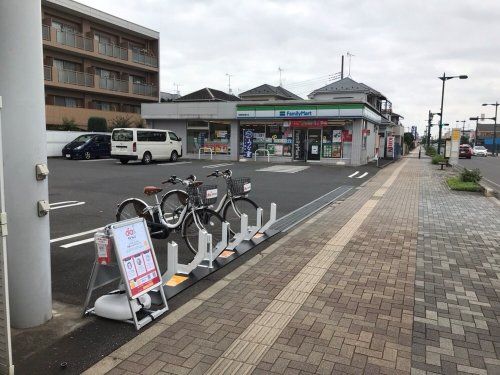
[481,101,498,156]
[427,110,440,148]
[437,73,468,154]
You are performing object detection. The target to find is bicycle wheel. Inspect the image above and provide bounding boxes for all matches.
[160,190,188,225]
[182,208,224,255]
[116,199,153,222]
[222,197,259,236]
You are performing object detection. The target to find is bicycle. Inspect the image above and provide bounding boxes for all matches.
[161,169,258,236]
[116,175,224,254]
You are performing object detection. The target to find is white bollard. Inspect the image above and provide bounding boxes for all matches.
[258,203,277,234]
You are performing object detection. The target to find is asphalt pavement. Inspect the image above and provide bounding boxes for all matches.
[14,156,378,374]
[459,155,500,189]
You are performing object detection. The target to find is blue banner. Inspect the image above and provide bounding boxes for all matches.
[243,129,253,158]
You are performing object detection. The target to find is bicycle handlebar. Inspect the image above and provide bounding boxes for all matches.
[207,169,232,178]
[162,174,197,185]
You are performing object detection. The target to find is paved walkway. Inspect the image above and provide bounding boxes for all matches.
[84,153,500,375]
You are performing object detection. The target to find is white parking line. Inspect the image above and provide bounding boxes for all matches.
[256,165,309,173]
[203,163,233,169]
[50,227,103,243]
[78,159,112,162]
[60,237,94,248]
[348,171,359,178]
[356,172,368,179]
[157,161,192,166]
[49,201,85,210]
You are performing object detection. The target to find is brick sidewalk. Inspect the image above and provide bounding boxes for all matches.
[84,154,500,375]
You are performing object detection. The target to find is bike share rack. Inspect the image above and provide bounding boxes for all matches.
[149,203,279,301]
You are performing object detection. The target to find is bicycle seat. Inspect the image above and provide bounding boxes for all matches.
[143,186,163,196]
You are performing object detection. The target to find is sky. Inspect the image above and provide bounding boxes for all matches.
[80,0,500,136]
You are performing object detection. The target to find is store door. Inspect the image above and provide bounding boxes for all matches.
[307,129,321,160]
[293,129,306,161]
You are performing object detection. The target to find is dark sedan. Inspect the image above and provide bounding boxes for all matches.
[62,134,111,160]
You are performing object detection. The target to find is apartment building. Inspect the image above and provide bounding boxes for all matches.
[41,0,159,129]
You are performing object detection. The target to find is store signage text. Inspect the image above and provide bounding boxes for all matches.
[278,109,315,117]
[290,120,328,127]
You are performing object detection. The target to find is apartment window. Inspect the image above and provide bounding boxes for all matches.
[93,31,116,45]
[54,59,79,72]
[93,101,119,111]
[49,95,82,108]
[95,68,119,79]
[129,75,146,84]
[51,20,76,32]
[123,104,141,114]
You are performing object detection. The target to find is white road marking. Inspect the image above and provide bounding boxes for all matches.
[356,172,368,179]
[49,202,85,210]
[157,161,192,166]
[78,159,112,162]
[203,163,234,169]
[60,237,94,248]
[50,227,104,243]
[348,171,359,178]
[257,165,309,173]
[50,201,79,206]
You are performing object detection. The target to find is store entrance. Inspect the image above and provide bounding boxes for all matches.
[307,128,321,160]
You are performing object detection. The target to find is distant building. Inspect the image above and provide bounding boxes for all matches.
[174,88,240,102]
[42,0,159,129]
[239,84,302,101]
[476,123,499,151]
[160,92,180,102]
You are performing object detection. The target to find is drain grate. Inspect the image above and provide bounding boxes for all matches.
[270,185,354,233]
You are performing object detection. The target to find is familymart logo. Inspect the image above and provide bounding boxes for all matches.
[278,110,313,117]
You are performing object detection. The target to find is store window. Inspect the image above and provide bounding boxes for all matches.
[322,127,344,158]
[186,120,231,154]
[240,123,293,157]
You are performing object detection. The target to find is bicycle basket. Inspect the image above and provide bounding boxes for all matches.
[227,177,251,195]
[187,184,218,206]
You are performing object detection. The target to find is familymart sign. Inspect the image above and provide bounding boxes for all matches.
[236,104,379,121]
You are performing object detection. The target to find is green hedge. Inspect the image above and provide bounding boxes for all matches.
[431,155,446,164]
[446,177,482,192]
[460,168,481,183]
[88,117,107,132]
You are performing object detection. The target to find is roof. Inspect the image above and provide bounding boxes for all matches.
[43,0,159,39]
[160,92,180,102]
[239,84,302,100]
[308,77,386,100]
[174,88,241,102]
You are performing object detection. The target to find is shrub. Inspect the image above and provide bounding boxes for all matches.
[110,115,133,129]
[88,117,107,132]
[426,146,437,156]
[58,117,80,131]
[460,168,481,183]
[134,118,147,128]
[431,154,446,164]
[447,177,482,192]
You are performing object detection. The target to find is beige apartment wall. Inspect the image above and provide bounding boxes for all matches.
[46,105,141,128]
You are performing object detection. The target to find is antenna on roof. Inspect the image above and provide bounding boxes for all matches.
[278,66,284,86]
[346,52,355,77]
[225,73,233,95]
[341,55,344,79]
[173,83,181,96]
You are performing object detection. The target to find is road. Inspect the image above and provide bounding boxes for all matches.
[459,156,500,189]
[14,157,378,374]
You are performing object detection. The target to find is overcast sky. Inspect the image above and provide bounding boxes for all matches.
[80,0,500,136]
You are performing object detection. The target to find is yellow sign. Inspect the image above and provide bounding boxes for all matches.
[452,128,460,142]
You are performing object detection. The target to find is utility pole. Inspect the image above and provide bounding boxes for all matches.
[0,0,52,331]
[278,67,284,86]
[225,73,233,95]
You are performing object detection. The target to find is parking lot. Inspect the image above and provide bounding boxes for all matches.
[48,157,377,305]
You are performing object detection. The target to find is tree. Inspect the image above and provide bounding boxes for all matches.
[403,132,415,150]
[88,117,107,132]
[460,135,470,145]
[110,115,133,129]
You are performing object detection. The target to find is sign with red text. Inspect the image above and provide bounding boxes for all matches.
[290,120,328,127]
[111,219,161,299]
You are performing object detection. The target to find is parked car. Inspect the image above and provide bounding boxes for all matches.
[62,134,111,160]
[111,128,183,164]
[472,145,488,157]
[459,145,472,159]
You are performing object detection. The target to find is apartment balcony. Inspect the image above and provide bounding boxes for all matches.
[42,25,159,72]
[44,66,158,100]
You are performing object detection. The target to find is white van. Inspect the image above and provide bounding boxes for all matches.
[111,128,182,164]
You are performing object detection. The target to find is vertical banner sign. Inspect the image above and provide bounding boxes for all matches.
[112,220,161,299]
[449,128,460,165]
[243,129,253,158]
[387,136,395,158]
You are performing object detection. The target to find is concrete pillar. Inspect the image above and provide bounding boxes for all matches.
[0,0,52,328]
[230,120,240,161]
[350,119,364,166]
